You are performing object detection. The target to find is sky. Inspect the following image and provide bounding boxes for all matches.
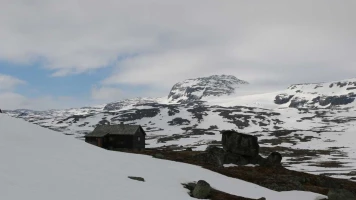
[0,0,355,110]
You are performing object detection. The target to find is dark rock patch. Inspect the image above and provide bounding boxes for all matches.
[114,108,160,122]
[289,97,308,108]
[168,117,190,126]
[328,189,355,200]
[274,94,294,104]
[128,176,145,182]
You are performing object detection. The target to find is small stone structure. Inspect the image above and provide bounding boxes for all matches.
[221,130,259,157]
[194,130,282,167]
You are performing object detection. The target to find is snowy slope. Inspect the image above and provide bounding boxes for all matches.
[0,114,326,200]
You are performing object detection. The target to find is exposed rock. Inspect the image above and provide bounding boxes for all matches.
[186,147,193,151]
[264,152,282,166]
[168,75,248,103]
[152,153,165,159]
[348,171,356,175]
[193,152,224,167]
[128,176,145,182]
[206,145,225,155]
[327,189,355,200]
[192,180,211,199]
[168,117,190,126]
[289,97,308,108]
[221,130,259,157]
[224,152,249,166]
[203,145,265,166]
[274,93,294,105]
[104,98,158,111]
[312,94,356,107]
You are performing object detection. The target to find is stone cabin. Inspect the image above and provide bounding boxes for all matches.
[221,130,259,157]
[85,123,146,150]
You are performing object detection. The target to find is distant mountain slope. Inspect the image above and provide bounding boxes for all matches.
[275,78,356,108]
[5,75,356,180]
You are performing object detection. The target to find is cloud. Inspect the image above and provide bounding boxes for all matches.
[91,86,122,102]
[0,73,84,110]
[0,0,356,104]
[0,92,84,110]
[0,74,25,91]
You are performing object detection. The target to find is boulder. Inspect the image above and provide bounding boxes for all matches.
[267,152,282,164]
[328,189,355,200]
[186,147,193,151]
[206,146,225,155]
[221,130,259,157]
[152,153,165,159]
[193,152,224,167]
[192,180,211,199]
[224,152,249,166]
[260,152,282,166]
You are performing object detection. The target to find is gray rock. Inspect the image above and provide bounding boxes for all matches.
[258,152,282,167]
[128,176,145,182]
[257,198,266,200]
[224,152,249,166]
[274,93,294,105]
[193,152,224,167]
[266,152,282,165]
[347,171,356,175]
[221,130,259,157]
[206,146,225,155]
[192,180,211,199]
[186,147,193,151]
[152,153,165,159]
[328,189,355,200]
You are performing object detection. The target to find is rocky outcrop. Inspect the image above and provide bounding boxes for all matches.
[194,131,281,167]
[327,189,355,200]
[274,94,294,105]
[312,94,356,107]
[275,79,356,108]
[260,152,282,167]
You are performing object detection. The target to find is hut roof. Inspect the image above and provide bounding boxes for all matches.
[85,124,146,138]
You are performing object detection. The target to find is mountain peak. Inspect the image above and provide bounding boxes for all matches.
[168,75,248,103]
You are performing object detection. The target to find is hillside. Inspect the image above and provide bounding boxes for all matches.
[0,114,327,200]
[5,75,356,180]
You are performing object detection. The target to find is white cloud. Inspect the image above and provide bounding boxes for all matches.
[0,92,86,110]
[0,73,85,110]
[0,74,25,91]
[0,0,356,105]
[91,86,122,102]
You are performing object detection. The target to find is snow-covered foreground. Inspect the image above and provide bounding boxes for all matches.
[0,114,326,200]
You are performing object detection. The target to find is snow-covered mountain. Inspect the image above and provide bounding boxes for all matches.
[5,75,356,180]
[275,78,356,108]
[168,75,248,103]
[1,114,326,200]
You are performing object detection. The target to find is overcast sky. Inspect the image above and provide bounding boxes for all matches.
[0,0,355,110]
